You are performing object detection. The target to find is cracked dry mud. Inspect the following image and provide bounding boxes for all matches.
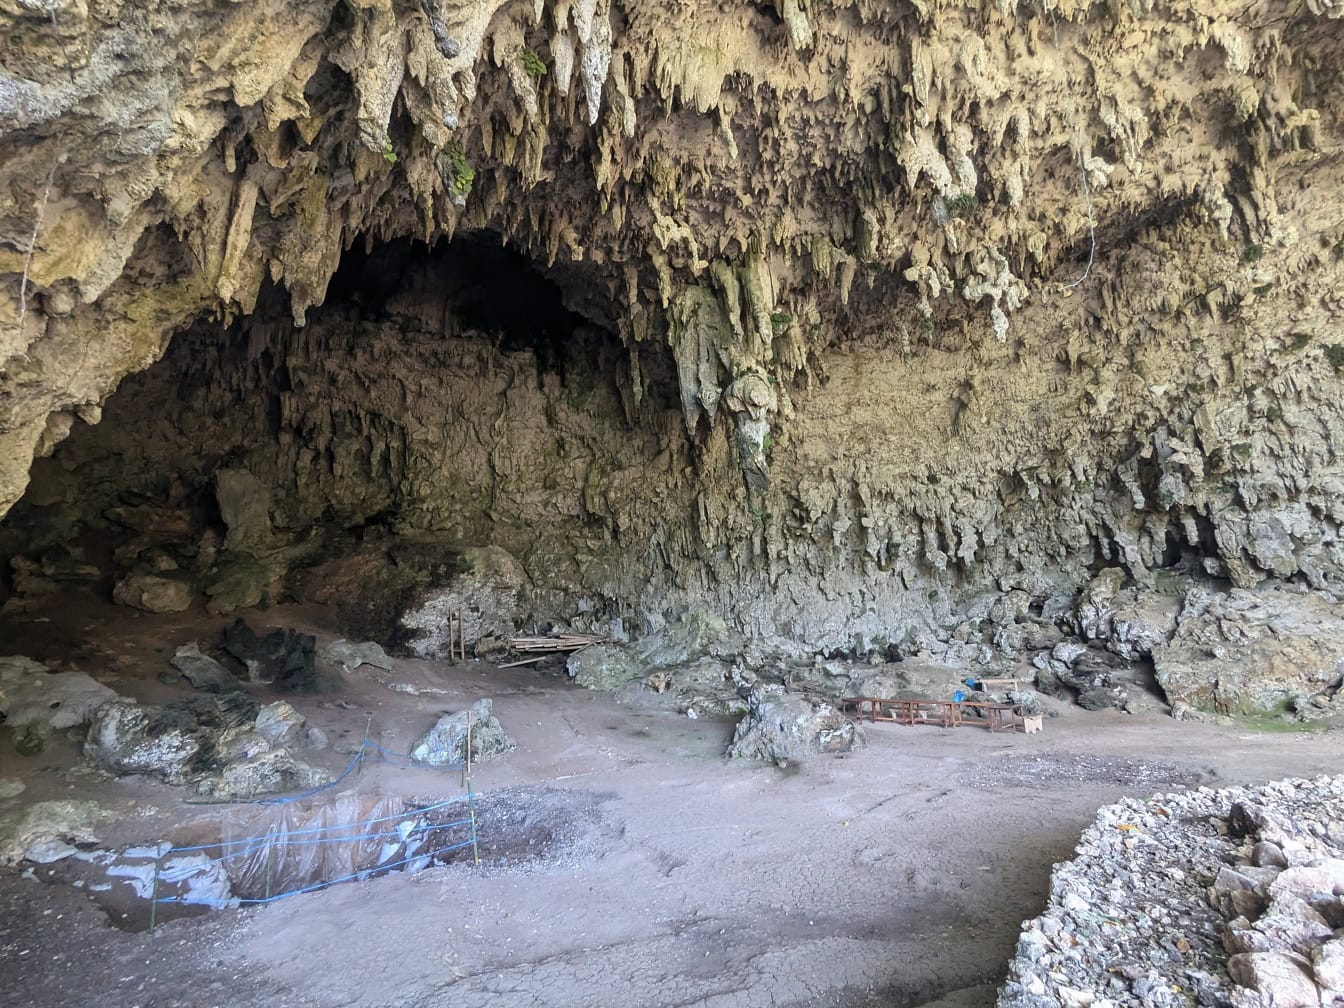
[3,604,1343,1008]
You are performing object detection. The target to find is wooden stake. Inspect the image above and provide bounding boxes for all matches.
[149,851,160,934]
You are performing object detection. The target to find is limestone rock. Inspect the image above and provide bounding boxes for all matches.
[401,546,529,658]
[0,800,104,867]
[253,700,308,748]
[222,619,320,692]
[411,698,513,767]
[169,642,235,691]
[112,573,194,613]
[566,644,642,691]
[1154,587,1344,716]
[215,467,274,553]
[320,639,394,673]
[0,655,119,738]
[1227,953,1320,1008]
[84,699,205,783]
[193,749,330,802]
[1313,939,1344,993]
[727,685,863,764]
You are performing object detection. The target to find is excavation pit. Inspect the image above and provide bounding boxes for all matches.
[25,785,602,933]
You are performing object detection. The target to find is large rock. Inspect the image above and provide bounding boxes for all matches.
[0,655,120,740]
[411,699,513,767]
[222,618,320,692]
[726,685,864,763]
[320,639,394,673]
[84,699,207,782]
[112,572,194,613]
[1153,586,1344,716]
[169,642,235,691]
[1227,953,1320,1008]
[0,800,104,866]
[566,644,642,691]
[193,749,330,801]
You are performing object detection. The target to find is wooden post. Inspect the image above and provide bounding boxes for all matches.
[149,850,160,933]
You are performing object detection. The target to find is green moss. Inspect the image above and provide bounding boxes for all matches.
[945,192,980,219]
[1242,243,1264,262]
[1286,331,1312,351]
[521,48,547,79]
[1324,344,1344,373]
[769,312,792,335]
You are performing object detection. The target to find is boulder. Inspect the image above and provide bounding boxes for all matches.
[320,638,394,673]
[0,800,104,866]
[1313,938,1344,992]
[222,619,320,691]
[1227,952,1320,1008]
[253,701,308,748]
[726,685,864,764]
[1154,586,1344,715]
[84,699,206,783]
[112,572,194,613]
[194,749,330,801]
[169,642,235,691]
[411,698,513,767]
[0,655,120,739]
[566,644,642,691]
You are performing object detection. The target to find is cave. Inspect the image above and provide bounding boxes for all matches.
[3,2,1344,1007]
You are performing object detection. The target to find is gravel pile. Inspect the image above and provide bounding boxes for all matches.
[998,775,1344,1008]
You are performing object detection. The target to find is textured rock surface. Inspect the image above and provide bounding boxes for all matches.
[2,1,1344,662]
[411,697,514,766]
[998,774,1344,1008]
[726,684,863,763]
[0,654,120,740]
[1154,586,1344,716]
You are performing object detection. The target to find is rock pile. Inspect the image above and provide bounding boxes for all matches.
[998,775,1344,1008]
[84,694,330,800]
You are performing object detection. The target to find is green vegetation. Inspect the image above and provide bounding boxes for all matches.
[945,192,980,220]
[769,312,792,335]
[1242,242,1264,262]
[1325,344,1344,374]
[521,48,547,79]
[382,139,397,165]
[442,140,475,198]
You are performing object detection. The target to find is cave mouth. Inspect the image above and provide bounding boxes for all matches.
[0,227,680,650]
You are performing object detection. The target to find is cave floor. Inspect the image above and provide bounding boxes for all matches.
[3,596,1344,1008]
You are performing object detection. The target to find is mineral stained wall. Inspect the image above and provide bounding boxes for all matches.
[3,1,1344,654]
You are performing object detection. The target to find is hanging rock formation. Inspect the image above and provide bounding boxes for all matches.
[2,1,1343,670]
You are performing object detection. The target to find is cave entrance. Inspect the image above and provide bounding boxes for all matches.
[0,228,679,653]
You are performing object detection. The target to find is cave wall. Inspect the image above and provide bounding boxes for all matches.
[13,195,1344,655]
[4,0,1344,654]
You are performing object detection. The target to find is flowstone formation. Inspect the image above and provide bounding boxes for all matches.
[3,2,1344,679]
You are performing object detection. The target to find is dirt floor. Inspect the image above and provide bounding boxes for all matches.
[3,595,1344,1008]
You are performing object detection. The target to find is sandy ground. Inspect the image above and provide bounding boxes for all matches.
[3,596,1344,1008]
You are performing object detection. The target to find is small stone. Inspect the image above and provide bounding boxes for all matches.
[1255,842,1290,869]
[1312,938,1344,992]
